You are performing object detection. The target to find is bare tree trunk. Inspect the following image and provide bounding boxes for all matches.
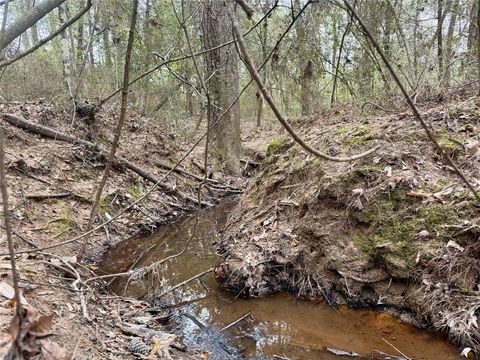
[437,0,445,86]
[444,0,459,86]
[1,0,66,50]
[87,6,94,65]
[58,3,73,100]
[141,0,153,113]
[102,16,112,67]
[255,0,270,127]
[26,0,40,44]
[201,0,241,175]
[295,0,312,115]
[76,11,85,68]
[413,0,421,83]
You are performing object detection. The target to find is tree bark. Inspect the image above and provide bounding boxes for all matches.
[201,0,241,175]
[444,0,459,86]
[1,0,66,50]
[437,0,444,86]
[58,3,73,99]
[294,0,313,115]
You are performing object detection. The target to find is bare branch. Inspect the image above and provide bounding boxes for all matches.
[236,0,254,19]
[227,1,379,162]
[0,0,67,51]
[0,0,91,69]
[99,1,278,106]
[79,0,138,260]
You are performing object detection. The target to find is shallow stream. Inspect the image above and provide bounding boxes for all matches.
[102,200,462,359]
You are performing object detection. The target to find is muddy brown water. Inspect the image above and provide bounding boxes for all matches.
[102,200,462,360]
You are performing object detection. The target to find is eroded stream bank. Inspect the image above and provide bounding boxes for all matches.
[102,200,462,360]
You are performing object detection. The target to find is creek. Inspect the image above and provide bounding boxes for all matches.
[101,200,462,360]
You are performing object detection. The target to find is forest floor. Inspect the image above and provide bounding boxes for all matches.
[0,100,276,359]
[217,84,480,355]
[0,83,479,359]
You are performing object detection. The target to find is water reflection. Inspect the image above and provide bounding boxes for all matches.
[102,200,462,360]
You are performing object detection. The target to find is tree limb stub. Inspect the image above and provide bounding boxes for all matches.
[227,1,379,163]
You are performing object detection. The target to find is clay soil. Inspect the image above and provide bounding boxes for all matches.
[216,85,480,354]
[0,100,253,359]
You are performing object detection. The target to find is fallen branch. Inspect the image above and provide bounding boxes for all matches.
[152,160,243,192]
[26,192,72,200]
[43,252,91,321]
[227,1,379,162]
[156,267,214,298]
[1,113,196,201]
[220,312,251,332]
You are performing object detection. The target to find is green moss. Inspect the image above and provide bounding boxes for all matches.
[351,201,465,278]
[340,165,383,183]
[437,131,463,153]
[97,195,108,217]
[426,179,451,192]
[127,182,143,201]
[402,131,428,143]
[48,208,79,234]
[342,125,377,146]
[74,169,94,180]
[266,138,291,157]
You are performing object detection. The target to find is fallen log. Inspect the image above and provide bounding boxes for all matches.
[152,160,243,193]
[2,113,210,207]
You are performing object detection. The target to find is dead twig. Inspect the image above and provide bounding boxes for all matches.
[220,312,251,332]
[157,268,214,298]
[42,252,91,321]
[382,338,412,360]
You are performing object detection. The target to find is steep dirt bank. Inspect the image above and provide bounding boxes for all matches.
[0,100,246,358]
[216,90,480,353]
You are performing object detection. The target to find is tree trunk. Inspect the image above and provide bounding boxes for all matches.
[437,0,444,86]
[27,0,40,44]
[295,0,312,115]
[444,0,459,86]
[201,0,241,175]
[1,0,67,50]
[141,0,152,113]
[58,3,73,100]
[255,0,270,127]
[102,17,113,67]
[76,12,85,68]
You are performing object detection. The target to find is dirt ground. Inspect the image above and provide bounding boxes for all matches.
[0,100,275,359]
[1,85,479,358]
[216,85,480,354]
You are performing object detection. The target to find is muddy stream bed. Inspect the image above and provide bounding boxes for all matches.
[101,200,462,360]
